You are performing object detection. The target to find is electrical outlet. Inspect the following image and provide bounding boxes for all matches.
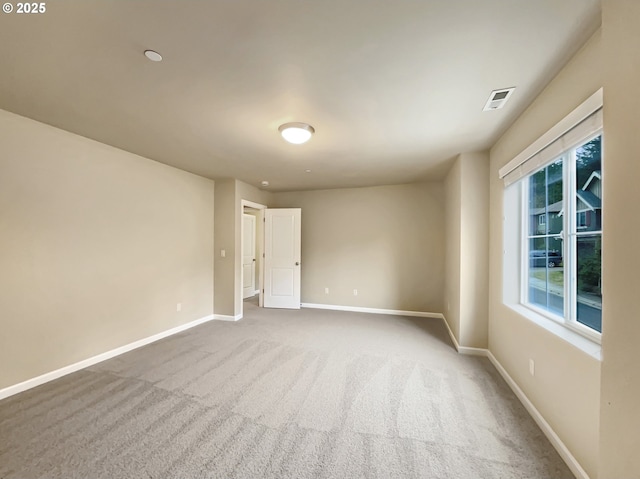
[177,303,182,312]
[529,359,535,376]
[220,249,226,258]
[324,287,329,294]
[353,289,358,296]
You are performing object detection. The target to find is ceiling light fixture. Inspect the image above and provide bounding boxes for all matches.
[144,50,163,62]
[278,122,315,144]
[261,180,270,187]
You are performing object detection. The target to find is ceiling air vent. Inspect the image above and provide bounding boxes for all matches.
[483,87,515,111]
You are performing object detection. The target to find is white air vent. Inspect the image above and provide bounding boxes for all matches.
[483,87,515,111]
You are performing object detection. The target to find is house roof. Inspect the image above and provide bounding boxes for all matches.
[532,200,564,216]
[557,186,601,217]
[583,170,602,191]
[577,190,602,210]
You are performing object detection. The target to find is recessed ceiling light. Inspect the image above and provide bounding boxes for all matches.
[278,122,315,144]
[261,180,269,187]
[144,50,163,62]
[305,169,312,173]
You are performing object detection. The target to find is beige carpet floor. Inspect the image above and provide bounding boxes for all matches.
[0,301,573,478]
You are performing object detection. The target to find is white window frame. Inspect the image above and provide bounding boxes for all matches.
[500,89,603,347]
[519,132,602,343]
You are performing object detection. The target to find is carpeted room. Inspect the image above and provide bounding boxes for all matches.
[2,1,640,478]
[0,303,572,478]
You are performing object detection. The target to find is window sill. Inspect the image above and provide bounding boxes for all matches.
[506,303,602,361]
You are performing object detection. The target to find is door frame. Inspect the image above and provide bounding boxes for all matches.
[240,200,266,317]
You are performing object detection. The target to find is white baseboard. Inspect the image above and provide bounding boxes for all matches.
[457,345,488,356]
[301,303,443,319]
[213,314,242,322]
[437,315,589,478]
[441,314,462,351]
[439,314,488,356]
[486,351,590,479]
[0,314,215,401]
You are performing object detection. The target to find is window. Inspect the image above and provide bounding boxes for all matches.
[577,211,588,228]
[524,135,602,336]
[500,90,603,342]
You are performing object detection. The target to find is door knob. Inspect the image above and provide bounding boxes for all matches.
[295,262,300,266]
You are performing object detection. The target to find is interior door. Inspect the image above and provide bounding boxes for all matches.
[264,208,301,309]
[242,213,256,299]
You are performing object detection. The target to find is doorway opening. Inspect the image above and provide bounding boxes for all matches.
[241,200,266,318]
[240,201,302,318]
[242,207,260,300]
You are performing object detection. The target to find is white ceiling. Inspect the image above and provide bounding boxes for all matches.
[0,0,600,191]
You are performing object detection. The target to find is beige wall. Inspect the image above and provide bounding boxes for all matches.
[0,109,215,390]
[488,31,602,477]
[214,179,271,317]
[273,183,445,313]
[599,1,640,476]
[460,152,490,348]
[213,178,236,317]
[444,158,462,340]
[445,152,490,349]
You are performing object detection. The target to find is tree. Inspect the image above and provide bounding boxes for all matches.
[530,161,562,209]
[577,236,602,295]
[576,136,601,187]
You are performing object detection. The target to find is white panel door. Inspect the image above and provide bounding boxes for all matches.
[242,213,256,299]
[264,208,301,309]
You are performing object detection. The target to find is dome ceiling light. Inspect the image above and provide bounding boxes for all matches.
[278,122,315,144]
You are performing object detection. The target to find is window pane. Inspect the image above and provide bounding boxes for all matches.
[575,136,602,232]
[546,160,563,235]
[528,160,563,236]
[576,234,602,332]
[529,169,546,235]
[528,237,564,316]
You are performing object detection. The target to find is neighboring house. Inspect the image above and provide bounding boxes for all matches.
[530,199,563,235]
[556,170,602,231]
[577,170,602,231]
